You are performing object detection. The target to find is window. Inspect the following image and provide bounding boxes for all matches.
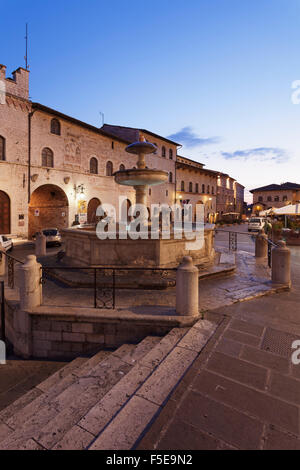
[169,172,173,183]
[106,161,113,176]
[50,118,61,135]
[42,147,54,167]
[162,146,166,158]
[258,196,263,202]
[169,149,173,160]
[267,196,272,202]
[274,196,279,202]
[90,157,98,174]
[112,141,114,149]
[153,143,158,154]
[195,183,199,193]
[119,164,125,171]
[207,185,210,194]
[212,187,214,195]
[0,136,5,161]
[189,182,193,192]
[283,195,288,202]
[181,181,185,191]
[202,184,205,194]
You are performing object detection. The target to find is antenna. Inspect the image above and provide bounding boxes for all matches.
[24,23,29,70]
[99,111,104,127]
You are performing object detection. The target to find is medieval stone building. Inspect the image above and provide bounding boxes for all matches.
[0,64,244,237]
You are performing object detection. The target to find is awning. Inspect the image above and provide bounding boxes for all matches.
[273,204,300,215]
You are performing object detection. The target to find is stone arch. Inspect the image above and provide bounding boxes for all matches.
[87,197,101,224]
[0,191,10,234]
[28,184,69,239]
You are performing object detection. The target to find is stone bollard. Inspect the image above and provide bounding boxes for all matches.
[35,232,46,257]
[0,250,5,277]
[255,230,268,258]
[19,255,42,310]
[176,256,199,316]
[271,240,291,286]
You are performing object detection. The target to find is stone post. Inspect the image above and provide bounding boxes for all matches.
[0,250,5,277]
[176,256,199,316]
[271,240,291,286]
[19,255,42,310]
[35,232,46,257]
[255,230,268,258]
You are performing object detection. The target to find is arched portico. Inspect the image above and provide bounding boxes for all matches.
[28,184,69,239]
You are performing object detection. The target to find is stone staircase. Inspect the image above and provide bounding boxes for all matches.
[0,319,216,450]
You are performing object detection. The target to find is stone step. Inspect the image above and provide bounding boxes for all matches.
[0,357,87,425]
[51,330,189,450]
[89,320,217,450]
[0,349,113,448]
[0,343,151,450]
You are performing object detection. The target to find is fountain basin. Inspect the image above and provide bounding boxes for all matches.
[125,142,157,154]
[114,169,168,187]
[61,227,215,268]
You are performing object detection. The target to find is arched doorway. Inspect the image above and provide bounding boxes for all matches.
[28,184,69,239]
[87,198,101,224]
[0,191,10,234]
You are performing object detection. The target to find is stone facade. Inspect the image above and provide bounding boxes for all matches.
[250,183,300,213]
[176,156,218,222]
[216,173,236,218]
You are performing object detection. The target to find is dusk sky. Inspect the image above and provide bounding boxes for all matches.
[1,0,300,202]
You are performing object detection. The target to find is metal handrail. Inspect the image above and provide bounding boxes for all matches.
[40,265,177,310]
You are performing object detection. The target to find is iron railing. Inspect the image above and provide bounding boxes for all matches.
[0,251,24,289]
[267,239,277,268]
[215,229,257,252]
[41,266,177,310]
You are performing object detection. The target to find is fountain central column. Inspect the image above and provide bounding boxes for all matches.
[135,186,147,206]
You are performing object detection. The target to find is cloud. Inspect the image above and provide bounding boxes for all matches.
[221,147,288,164]
[168,126,221,147]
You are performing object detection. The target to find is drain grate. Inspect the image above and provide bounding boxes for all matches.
[261,328,300,358]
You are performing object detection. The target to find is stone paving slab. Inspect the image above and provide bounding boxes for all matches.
[192,370,299,435]
[90,395,160,450]
[172,391,264,449]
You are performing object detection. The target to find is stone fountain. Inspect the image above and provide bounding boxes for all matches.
[115,135,168,208]
[62,136,215,267]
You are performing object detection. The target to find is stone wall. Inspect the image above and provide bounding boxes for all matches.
[62,227,215,267]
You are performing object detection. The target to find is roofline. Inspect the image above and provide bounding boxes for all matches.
[31,104,131,145]
[176,161,218,176]
[250,185,300,193]
[177,155,205,167]
[103,124,181,146]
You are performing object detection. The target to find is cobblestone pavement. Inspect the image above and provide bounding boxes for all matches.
[137,247,300,450]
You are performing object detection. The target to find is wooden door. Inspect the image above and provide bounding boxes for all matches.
[0,191,10,234]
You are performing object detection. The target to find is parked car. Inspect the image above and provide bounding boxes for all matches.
[0,235,13,251]
[33,228,62,246]
[248,217,266,232]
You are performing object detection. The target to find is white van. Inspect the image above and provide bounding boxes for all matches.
[248,217,266,232]
[0,235,13,251]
